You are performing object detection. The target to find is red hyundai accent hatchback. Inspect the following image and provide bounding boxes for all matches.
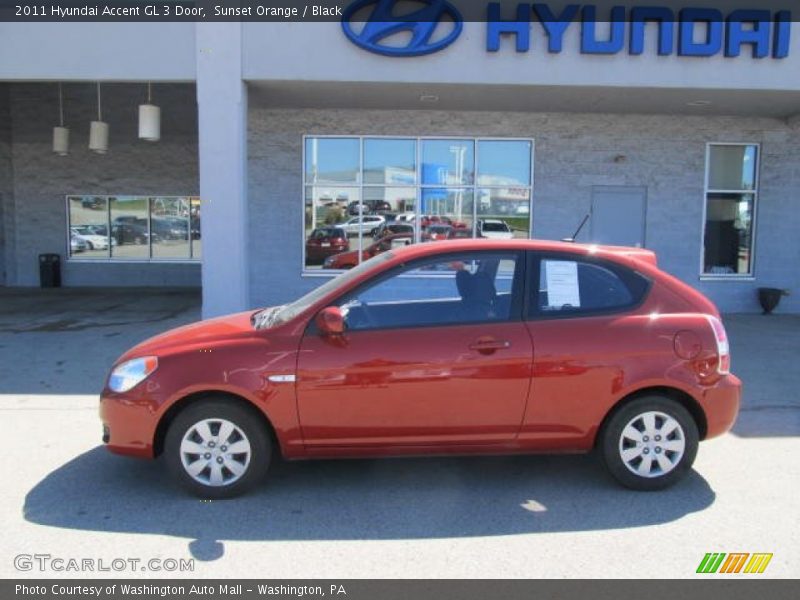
[100,240,740,498]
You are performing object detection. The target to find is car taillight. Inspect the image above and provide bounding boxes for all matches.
[706,315,730,374]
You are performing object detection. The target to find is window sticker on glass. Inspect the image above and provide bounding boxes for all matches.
[544,260,581,309]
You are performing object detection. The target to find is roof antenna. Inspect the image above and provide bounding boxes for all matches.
[562,213,590,243]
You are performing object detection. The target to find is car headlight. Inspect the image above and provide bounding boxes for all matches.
[108,357,158,393]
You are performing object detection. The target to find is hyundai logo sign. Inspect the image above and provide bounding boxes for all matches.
[342,1,791,59]
[341,0,463,57]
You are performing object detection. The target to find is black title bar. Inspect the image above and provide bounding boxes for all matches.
[1,0,798,23]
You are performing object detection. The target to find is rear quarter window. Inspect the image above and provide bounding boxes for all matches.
[531,256,650,317]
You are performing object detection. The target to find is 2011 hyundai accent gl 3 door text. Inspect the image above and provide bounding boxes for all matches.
[99,240,741,498]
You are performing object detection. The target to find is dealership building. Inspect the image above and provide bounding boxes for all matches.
[1,5,799,316]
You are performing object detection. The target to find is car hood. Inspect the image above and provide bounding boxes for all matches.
[118,309,258,361]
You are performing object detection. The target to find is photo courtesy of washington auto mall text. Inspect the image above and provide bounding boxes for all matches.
[15,583,349,597]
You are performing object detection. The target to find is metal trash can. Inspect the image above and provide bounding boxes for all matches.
[39,253,62,288]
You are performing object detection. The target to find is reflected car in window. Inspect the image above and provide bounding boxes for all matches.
[424,224,453,241]
[71,225,111,250]
[70,234,88,253]
[372,222,414,241]
[111,219,155,246]
[152,217,189,241]
[80,197,105,210]
[100,239,740,498]
[323,233,412,270]
[305,227,349,264]
[477,219,514,240]
[447,228,474,240]
[347,199,393,216]
[339,215,385,237]
[420,215,468,229]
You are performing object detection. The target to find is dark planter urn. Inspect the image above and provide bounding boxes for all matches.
[758,287,788,315]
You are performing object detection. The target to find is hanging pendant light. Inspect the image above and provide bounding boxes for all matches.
[89,82,109,154]
[138,82,161,142]
[52,83,69,156]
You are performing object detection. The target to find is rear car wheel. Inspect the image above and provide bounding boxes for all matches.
[164,399,271,498]
[601,396,698,491]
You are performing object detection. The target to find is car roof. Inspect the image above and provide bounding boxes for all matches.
[382,238,658,268]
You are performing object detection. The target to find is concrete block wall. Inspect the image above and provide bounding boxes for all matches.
[5,82,201,287]
[248,108,800,314]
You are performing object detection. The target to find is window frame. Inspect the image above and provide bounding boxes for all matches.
[524,251,653,321]
[700,142,760,280]
[65,194,201,263]
[305,250,528,334]
[301,135,535,275]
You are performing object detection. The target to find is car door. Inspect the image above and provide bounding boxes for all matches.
[522,252,652,444]
[296,250,534,447]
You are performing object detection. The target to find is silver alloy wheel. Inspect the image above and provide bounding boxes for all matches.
[618,411,686,478]
[179,418,252,487]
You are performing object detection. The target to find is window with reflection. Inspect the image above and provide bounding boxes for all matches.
[364,139,416,184]
[151,197,191,259]
[110,196,150,259]
[190,196,202,259]
[703,145,758,276]
[305,138,360,184]
[68,196,109,259]
[338,252,522,331]
[303,137,534,272]
[420,188,474,241]
[66,195,200,261]
[421,140,474,186]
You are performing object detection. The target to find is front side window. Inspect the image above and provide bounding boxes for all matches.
[338,252,521,331]
[703,144,758,276]
[67,195,200,261]
[303,137,533,271]
[531,257,649,317]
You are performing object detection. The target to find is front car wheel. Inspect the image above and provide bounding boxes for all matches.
[164,399,271,498]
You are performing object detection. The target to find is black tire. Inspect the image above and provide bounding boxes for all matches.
[600,395,699,491]
[164,399,272,499]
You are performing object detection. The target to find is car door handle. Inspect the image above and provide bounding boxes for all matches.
[469,339,511,354]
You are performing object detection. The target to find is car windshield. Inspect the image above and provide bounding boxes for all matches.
[257,251,396,329]
[482,222,509,232]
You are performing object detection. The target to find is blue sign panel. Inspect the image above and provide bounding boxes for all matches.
[342,0,791,59]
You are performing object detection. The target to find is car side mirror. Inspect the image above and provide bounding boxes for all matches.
[316,306,345,336]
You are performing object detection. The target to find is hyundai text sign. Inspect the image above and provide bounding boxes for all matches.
[342,1,791,59]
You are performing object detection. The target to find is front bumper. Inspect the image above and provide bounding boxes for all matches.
[99,393,158,458]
